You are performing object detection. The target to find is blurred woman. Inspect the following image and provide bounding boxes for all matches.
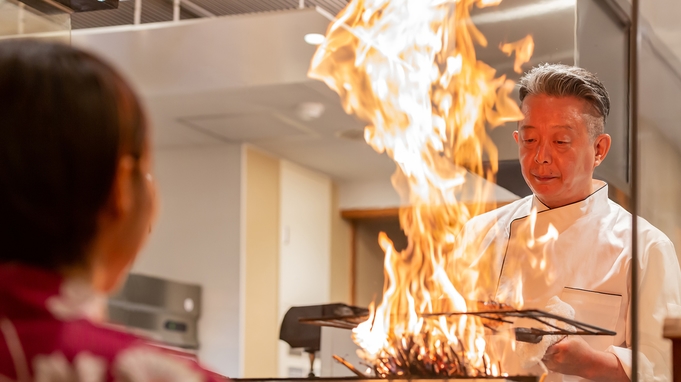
[0,39,223,381]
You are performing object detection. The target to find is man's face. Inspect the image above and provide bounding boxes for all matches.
[513,94,610,208]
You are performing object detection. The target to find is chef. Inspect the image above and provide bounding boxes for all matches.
[462,63,681,381]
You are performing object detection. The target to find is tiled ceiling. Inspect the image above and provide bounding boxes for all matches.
[71,0,347,29]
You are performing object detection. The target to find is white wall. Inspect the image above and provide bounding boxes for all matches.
[131,144,336,378]
[278,161,332,377]
[133,144,242,377]
[329,184,352,304]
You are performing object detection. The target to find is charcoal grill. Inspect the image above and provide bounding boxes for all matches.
[300,308,616,344]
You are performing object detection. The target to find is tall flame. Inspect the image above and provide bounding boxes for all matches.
[309,0,533,377]
[500,35,535,74]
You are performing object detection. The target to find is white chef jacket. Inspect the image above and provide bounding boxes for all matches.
[462,179,681,381]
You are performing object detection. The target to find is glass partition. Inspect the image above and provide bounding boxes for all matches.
[310,0,642,380]
[636,0,681,380]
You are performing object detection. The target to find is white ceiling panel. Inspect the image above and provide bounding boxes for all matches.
[68,2,681,184]
[179,112,318,142]
[71,9,330,96]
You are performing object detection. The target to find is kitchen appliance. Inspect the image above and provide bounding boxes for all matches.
[108,273,202,350]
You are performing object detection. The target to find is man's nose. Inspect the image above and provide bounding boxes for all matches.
[534,141,552,164]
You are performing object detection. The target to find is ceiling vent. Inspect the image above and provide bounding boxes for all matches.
[335,128,365,142]
[178,112,318,143]
[20,0,118,14]
[71,0,347,29]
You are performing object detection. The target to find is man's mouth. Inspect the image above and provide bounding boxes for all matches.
[532,174,558,182]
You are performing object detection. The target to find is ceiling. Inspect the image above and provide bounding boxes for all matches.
[70,8,399,182]
[6,0,680,184]
[69,1,580,183]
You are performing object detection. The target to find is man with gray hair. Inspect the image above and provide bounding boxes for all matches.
[464,63,681,381]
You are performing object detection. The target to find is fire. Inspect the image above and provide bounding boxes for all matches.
[309,0,534,377]
[500,35,535,74]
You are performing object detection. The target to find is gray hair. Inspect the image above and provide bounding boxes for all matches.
[518,63,610,139]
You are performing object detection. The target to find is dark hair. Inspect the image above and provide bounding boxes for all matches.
[0,39,147,269]
[518,63,610,139]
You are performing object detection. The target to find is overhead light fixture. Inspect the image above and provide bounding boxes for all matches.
[304,33,325,45]
[296,102,325,121]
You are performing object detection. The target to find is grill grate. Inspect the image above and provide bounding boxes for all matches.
[299,308,616,344]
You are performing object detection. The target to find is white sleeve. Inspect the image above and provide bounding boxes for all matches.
[606,239,681,381]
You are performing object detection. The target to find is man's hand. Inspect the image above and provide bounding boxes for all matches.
[542,336,629,381]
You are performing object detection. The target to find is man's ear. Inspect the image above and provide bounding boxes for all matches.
[513,130,520,144]
[593,133,612,167]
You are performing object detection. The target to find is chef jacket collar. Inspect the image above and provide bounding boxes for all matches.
[530,179,608,214]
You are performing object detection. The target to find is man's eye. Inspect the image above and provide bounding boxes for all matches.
[523,139,536,143]
[555,141,569,145]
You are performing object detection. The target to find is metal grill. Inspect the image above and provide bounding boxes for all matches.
[297,308,614,379]
[299,308,616,344]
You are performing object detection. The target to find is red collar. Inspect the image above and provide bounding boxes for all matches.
[0,263,63,318]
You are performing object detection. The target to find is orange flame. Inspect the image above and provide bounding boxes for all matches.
[309,0,531,377]
[499,35,535,74]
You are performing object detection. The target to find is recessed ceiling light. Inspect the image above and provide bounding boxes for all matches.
[304,33,325,45]
[296,102,325,121]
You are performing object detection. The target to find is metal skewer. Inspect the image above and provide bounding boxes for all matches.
[332,355,368,378]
